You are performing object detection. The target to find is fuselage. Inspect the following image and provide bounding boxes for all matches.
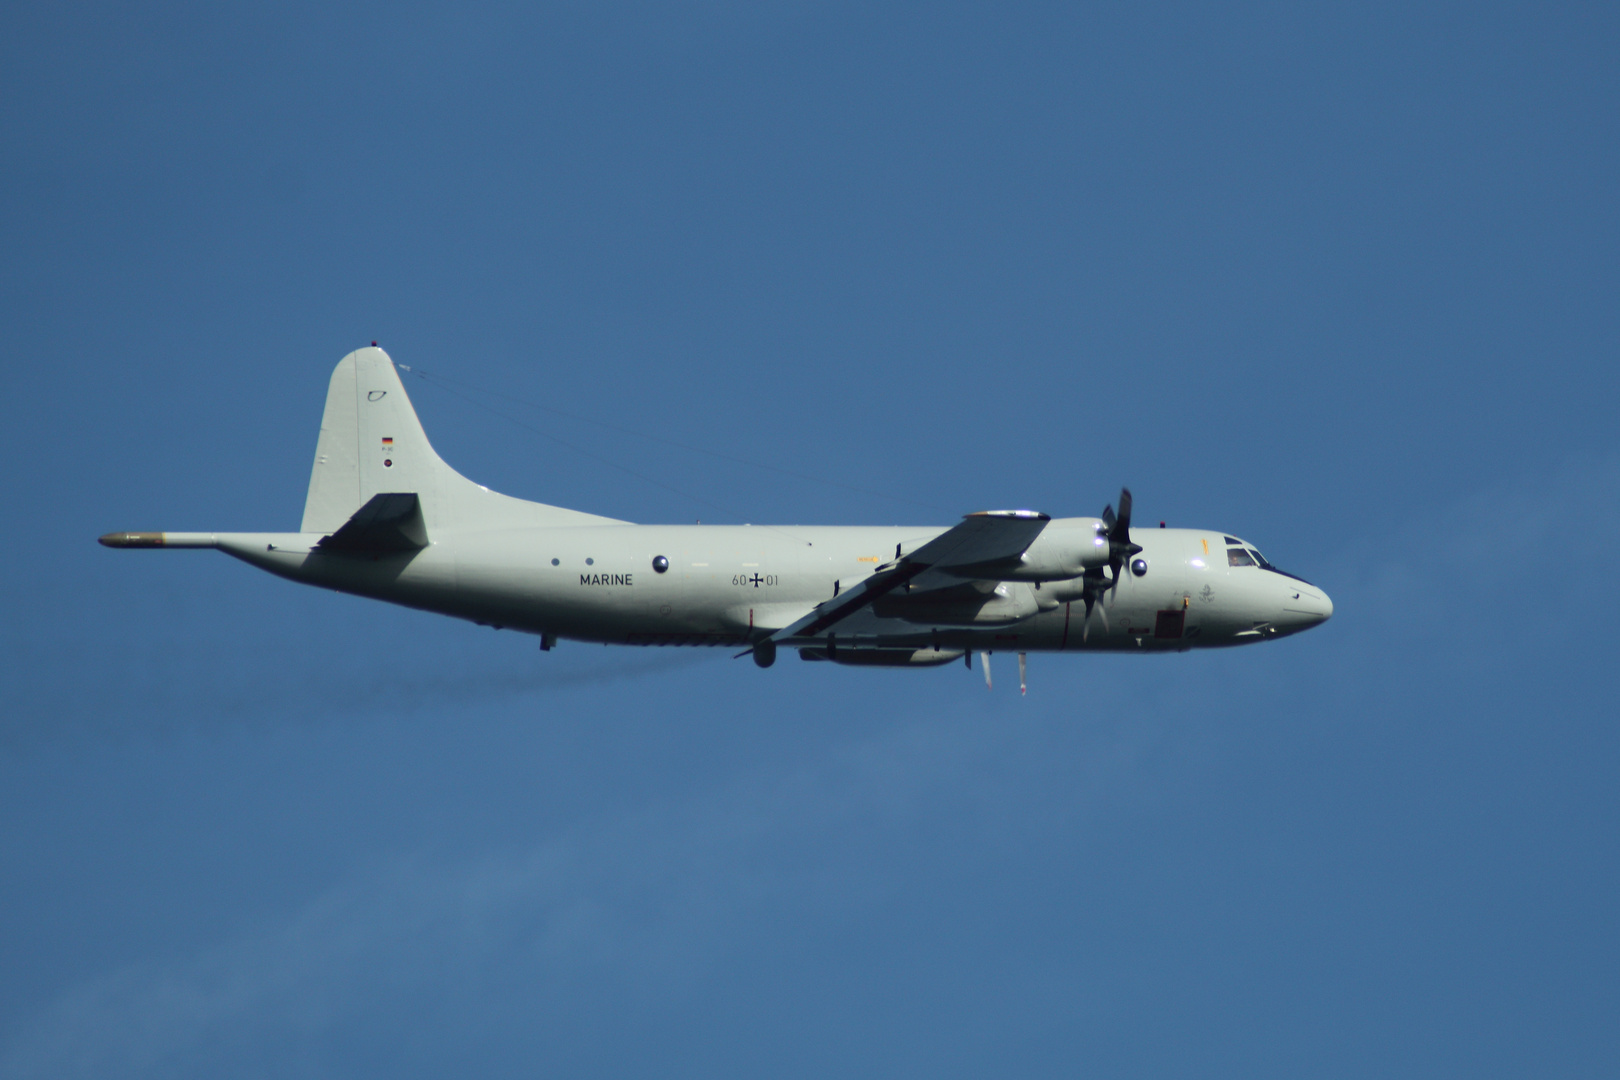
[201,522,1332,655]
[101,346,1332,667]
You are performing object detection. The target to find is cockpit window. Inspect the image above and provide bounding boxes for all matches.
[1225,541,1315,584]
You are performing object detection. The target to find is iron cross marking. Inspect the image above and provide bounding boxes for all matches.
[749,574,764,588]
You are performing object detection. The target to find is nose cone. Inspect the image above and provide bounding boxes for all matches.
[1275,583,1333,635]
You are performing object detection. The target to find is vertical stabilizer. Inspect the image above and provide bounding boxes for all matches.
[302,347,439,533]
[302,347,623,535]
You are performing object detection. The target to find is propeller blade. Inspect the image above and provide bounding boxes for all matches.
[1084,597,1109,635]
[980,651,992,690]
[1018,652,1027,695]
[1113,487,1132,539]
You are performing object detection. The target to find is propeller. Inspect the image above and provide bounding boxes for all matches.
[1080,566,1111,641]
[1100,487,1143,599]
[1084,487,1142,640]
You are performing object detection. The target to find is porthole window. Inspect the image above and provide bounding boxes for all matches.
[586,558,594,566]
[652,555,669,573]
[551,558,559,566]
[1131,557,1148,577]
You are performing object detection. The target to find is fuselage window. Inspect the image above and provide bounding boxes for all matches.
[1248,549,1273,570]
[1227,548,1255,567]
[1223,536,1242,545]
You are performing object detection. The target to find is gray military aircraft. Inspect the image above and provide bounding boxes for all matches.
[101,347,1331,687]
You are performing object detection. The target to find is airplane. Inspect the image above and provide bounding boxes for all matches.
[100,346,1332,689]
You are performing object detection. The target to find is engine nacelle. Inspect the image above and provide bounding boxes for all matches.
[1042,575,1097,604]
[873,580,1040,626]
[946,517,1110,582]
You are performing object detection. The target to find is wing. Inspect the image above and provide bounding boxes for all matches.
[764,510,1050,645]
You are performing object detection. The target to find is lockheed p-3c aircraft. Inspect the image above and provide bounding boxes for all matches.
[101,347,1332,689]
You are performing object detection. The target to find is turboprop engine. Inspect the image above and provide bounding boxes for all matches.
[943,516,1111,582]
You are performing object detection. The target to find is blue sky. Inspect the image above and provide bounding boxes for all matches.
[3,3,1618,1076]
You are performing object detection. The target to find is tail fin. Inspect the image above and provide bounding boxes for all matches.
[302,347,622,535]
[302,347,436,533]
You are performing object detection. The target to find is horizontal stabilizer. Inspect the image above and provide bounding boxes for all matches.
[317,493,428,553]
